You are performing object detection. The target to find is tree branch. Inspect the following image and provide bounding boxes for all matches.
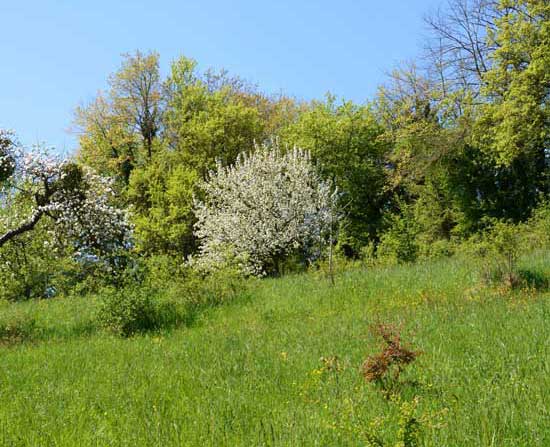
[0,210,44,248]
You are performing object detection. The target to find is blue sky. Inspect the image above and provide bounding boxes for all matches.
[1,0,441,152]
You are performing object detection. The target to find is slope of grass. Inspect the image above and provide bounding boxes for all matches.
[1,253,550,445]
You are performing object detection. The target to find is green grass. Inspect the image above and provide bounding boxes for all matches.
[1,253,550,445]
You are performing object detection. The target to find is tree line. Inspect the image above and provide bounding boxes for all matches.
[1,0,549,298]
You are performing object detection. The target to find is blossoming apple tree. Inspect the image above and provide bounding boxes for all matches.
[192,141,340,275]
[0,129,131,255]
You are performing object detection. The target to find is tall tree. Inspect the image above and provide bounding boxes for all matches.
[476,0,550,166]
[75,50,162,183]
[424,0,501,96]
[162,56,266,173]
[110,50,162,160]
[0,130,130,253]
[281,95,389,254]
[127,55,285,256]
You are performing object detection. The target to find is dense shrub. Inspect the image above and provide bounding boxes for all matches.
[0,230,78,301]
[525,200,550,249]
[475,221,523,288]
[97,288,165,337]
[376,209,419,265]
[97,263,248,337]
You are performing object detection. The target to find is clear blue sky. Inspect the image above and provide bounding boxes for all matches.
[1,0,441,152]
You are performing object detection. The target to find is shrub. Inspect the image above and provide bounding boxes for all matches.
[97,288,164,337]
[475,221,523,288]
[97,264,248,337]
[362,323,420,396]
[525,199,550,250]
[180,265,249,308]
[377,209,419,265]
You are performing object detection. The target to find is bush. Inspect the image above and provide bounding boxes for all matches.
[0,229,70,301]
[525,199,550,250]
[377,221,419,265]
[142,254,187,291]
[476,221,523,288]
[97,264,248,337]
[362,323,420,396]
[97,288,165,337]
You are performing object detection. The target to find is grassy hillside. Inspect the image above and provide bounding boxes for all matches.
[1,253,550,446]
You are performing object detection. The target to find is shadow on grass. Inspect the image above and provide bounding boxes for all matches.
[0,283,255,345]
[0,318,98,348]
[0,317,36,347]
[518,269,549,290]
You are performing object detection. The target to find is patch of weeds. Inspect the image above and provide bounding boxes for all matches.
[0,315,36,346]
[363,395,447,447]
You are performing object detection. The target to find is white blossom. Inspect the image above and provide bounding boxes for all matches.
[0,130,131,255]
[192,141,339,275]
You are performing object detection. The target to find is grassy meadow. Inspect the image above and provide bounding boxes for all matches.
[1,252,550,446]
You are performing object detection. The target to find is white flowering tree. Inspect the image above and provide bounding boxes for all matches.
[0,129,131,254]
[192,141,339,276]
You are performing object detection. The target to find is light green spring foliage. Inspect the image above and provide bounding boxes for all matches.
[477,0,550,166]
[75,50,162,182]
[0,225,72,301]
[163,56,267,174]
[376,202,419,265]
[125,55,298,256]
[281,95,388,253]
[128,157,199,256]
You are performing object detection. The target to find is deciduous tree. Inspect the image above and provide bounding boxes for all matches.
[192,142,339,275]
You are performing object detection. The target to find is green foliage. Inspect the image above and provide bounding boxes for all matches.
[96,258,248,337]
[0,228,75,301]
[525,199,550,249]
[128,157,198,256]
[377,205,419,265]
[163,56,267,175]
[75,50,162,181]
[97,287,166,337]
[465,220,524,288]
[281,95,389,253]
[118,55,289,258]
[476,0,550,166]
